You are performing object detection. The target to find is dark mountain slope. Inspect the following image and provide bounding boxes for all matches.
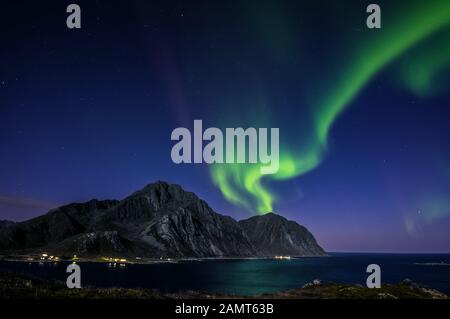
[0,220,15,229]
[0,200,118,251]
[239,213,326,256]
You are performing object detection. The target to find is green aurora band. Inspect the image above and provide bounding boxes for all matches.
[210,0,450,214]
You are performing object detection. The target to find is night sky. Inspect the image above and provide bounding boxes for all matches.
[1,0,450,252]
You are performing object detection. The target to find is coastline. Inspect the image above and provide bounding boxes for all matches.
[0,254,330,265]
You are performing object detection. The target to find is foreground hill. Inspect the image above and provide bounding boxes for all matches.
[0,272,446,299]
[0,181,325,258]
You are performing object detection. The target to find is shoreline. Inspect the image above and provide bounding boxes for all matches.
[0,254,330,265]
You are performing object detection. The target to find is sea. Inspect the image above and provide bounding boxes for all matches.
[1,253,450,296]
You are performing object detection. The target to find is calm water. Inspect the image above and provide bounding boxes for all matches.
[1,253,450,296]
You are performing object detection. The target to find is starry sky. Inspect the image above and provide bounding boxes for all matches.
[1,0,450,252]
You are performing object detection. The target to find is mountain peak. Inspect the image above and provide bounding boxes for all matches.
[128,181,200,208]
[245,212,288,222]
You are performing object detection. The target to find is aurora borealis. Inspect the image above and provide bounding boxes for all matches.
[211,0,450,214]
[0,0,449,252]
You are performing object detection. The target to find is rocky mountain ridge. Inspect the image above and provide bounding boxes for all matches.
[0,181,325,258]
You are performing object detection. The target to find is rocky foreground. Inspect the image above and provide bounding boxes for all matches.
[0,272,447,299]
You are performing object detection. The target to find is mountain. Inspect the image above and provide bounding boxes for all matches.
[0,181,325,258]
[0,220,15,229]
[239,213,326,256]
[0,200,119,252]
